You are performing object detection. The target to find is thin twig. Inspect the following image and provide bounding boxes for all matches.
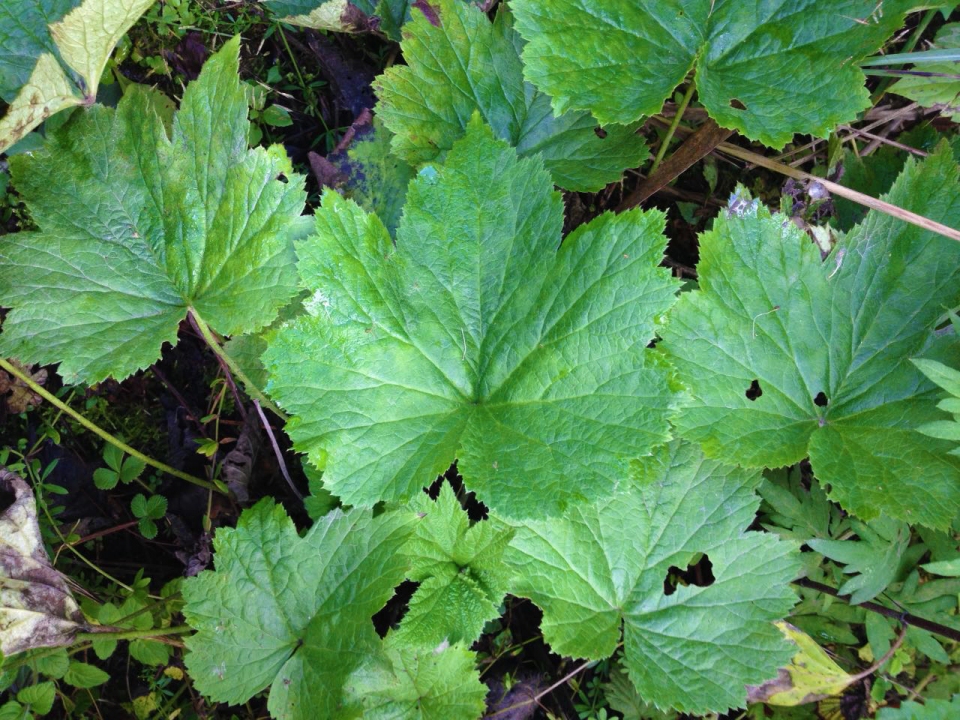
[793,578,960,642]
[849,623,909,682]
[486,658,597,718]
[188,309,288,421]
[254,399,303,501]
[713,141,960,243]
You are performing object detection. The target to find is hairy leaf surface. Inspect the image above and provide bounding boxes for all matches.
[264,116,679,517]
[511,0,918,147]
[395,483,513,646]
[182,500,413,720]
[660,148,960,528]
[0,38,306,383]
[374,0,647,191]
[501,441,800,714]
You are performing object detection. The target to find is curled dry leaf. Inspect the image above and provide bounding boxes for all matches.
[0,468,86,656]
[0,359,47,413]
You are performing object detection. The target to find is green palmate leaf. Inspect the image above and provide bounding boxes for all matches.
[501,440,800,715]
[511,0,919,148]
[0,38,306,384]
[808,518,911,604]
[374,0,648,191]
[182,499,414,720]
[264,116,679,517]
[659,147,960,529]
[0,0,155,153]
[396,483,513,646]
[343,635,486,719]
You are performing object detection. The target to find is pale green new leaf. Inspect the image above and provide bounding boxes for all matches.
[374,0,648,191]
[264,116,679,517]
[0,0,155,152]
[501,441,800,714]
[395,483,513,646]
[891,24,960,122]
[182,500,414,720]
[913,356,960,456]
[511,0,919,148]
[659,147,960,529]
[0,38,306,384]
[343,635,486,720]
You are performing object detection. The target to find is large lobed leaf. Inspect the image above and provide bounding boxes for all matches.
[0,0,155,152]
[374,0,647,191]
[502,441,800,714]
[0,38,306,384]
[182,500,414,720]
[511,0,920,148]
[660,147,960,529]
[264,115,680,518]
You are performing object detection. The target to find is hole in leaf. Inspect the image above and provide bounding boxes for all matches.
[663,554,714,596]
[594,126,607,139]
[427,462,488,520]
[745,379,763,401]
[814,391,828,407]
[729,98,747,110]
[276,173,288,183]
[372,579,419,636]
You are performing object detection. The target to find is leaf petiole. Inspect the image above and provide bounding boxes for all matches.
[187,309,288,422]
[0,356,219,493]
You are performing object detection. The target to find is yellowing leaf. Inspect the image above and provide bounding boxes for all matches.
[0,0,155,153]
[747,621,855,706]
[0,469,86,657]
[0,52,81,154]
